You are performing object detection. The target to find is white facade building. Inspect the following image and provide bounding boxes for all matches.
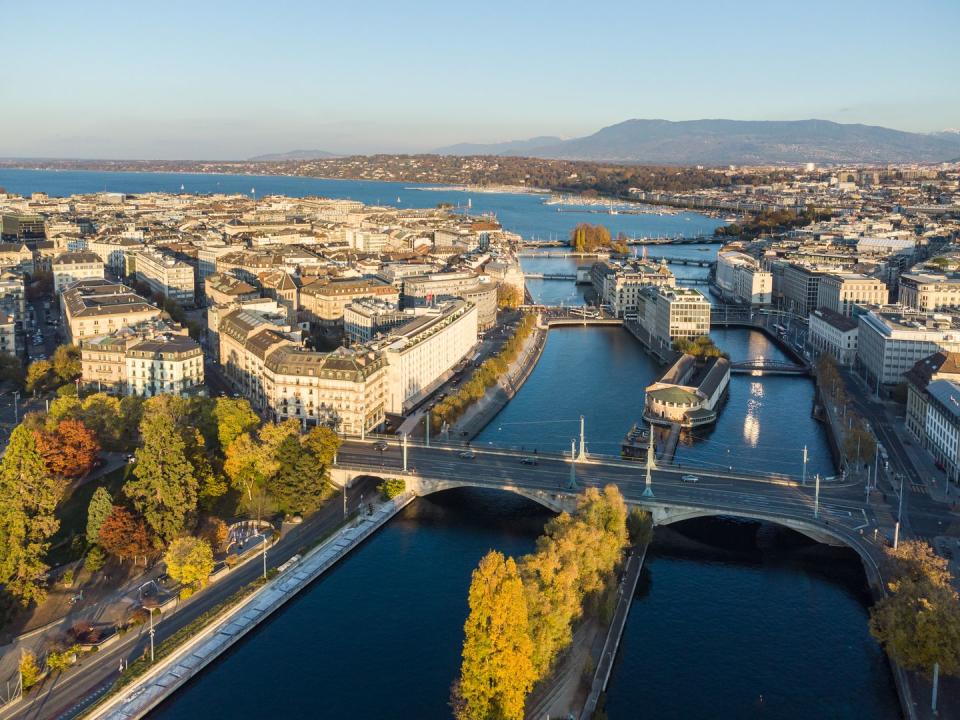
[857,307,960,386]
[715,251,772,305]
[808,307,858,366]
[52,251,105,294]
[135,248,196,306]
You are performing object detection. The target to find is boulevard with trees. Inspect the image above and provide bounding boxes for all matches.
[453,486,636,720]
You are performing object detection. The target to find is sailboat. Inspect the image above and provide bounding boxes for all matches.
[396,196,401,203]
[179,183,185,192]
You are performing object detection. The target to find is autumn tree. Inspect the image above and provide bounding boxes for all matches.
[213,397,260,452]
[497,284,524,310]
[0,426,66,606]
[45,396,81,428]
[51,344,82,384]
[198,516,229,550]
[25,360,54,394]
[885,540,952,587]
[34,419,101,479]
[163,537,215,589]
[123,412,198,544]
[85,487,113,545]
[97,506,151,564]
[456,551,535,720]
[19,651,41,691]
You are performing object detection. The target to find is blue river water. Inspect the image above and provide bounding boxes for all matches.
[0,169,896,717]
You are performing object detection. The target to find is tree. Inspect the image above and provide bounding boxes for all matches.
[123,413,198,544]
[870,577,960,677]
[213,397,260,452]
[51,345,81,384]
[456,551,535,720]
[19,651,41,691]
[269,435,325,515]
[497,284,524,310]
[224,432,276,517]
[198,516,229,550]
[85,487,113,545]
[303,424,342,468]
[45,395,81,428]
[185,428,227,511]
[25,360,54,394]
[0,426,66,606]
[0,353,26,389]
[163,537,215,589]
[97,506,151,564]
[885,540,952,588]
[35,419,101,479]
[78,394,123,449]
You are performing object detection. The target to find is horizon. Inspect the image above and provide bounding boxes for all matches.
[2,0,958,160]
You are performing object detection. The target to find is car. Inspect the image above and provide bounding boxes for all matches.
[458,450,475,459]
[681,474,699,483]
[521,456,538,466]
[373,440,389,451]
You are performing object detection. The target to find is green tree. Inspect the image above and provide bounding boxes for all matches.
[123,412,198,544]
[303,424,342,468]
[0,353,26,389]
[269,435,326,515]
[85,487,113,545]
[456,551,535,720]
[163,537,215,589]
[0,426,66,606]
[51,345,81,384]
[213,397,260,452]
[78,394,123,449]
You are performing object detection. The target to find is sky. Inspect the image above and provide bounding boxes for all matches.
[1,0,958,159]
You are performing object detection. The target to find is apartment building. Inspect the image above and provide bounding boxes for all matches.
[808,307,858,366]
[204,272,260,307]
[401,272,481,307]
[52,251,105,293]
[460,282,499,330]
[924,379,960,482]
[381,300,478,414]
[0,311,16,357]
[0,271,26,333]
[135,247,196,306]
[62,280,163,343]
[816,273,888,316]
[905,352,960,444]
[125,334,205,398]
[857,306,960,386]
[1,214,45,241]
[207,299,291,362]
[0,243,35,273]
[715,251,772,305]
[898,273,960,312]
[299,277,399,327]
[639,286,711,348]
[88,236,143,276]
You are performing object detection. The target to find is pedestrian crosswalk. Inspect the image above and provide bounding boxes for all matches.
[910,481,929,496]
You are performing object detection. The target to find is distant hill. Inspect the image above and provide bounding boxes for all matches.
[248,149,339,161]
[434,136,563,156]
[441,119,960,165]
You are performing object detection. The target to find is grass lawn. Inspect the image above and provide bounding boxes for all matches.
[47,466,130,567]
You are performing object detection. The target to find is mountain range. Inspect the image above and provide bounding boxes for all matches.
[434,119,960,165]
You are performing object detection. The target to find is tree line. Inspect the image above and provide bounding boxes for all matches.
[431,315,538,432]
[453,486,648,720]
[569,223,628,254]
[714,207,833,240]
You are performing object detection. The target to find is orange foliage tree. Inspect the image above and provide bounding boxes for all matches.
[97,506,151,564]
[34,419,101,479]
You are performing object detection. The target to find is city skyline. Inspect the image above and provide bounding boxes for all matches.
[2,0,959,159]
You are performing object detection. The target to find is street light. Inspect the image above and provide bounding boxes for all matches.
[149,607,157,663]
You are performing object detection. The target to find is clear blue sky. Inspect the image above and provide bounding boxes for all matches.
[2,0,958,159]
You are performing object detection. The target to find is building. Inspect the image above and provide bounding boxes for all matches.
[808,307,859,366]
[0,271,27,334]
[62,280,163,343]
[857,307,960,386]
[344,299,411,344]
[898,273,960,312]
[643,354,731,428]
[816,273,888,316]
[0,243,35,272]
[1,214,45,241]
[638,286,712,350]
[88,236,143,276]
[780,263,822,316]
[299,277,399,327]
[460,281,499,330]
[591,260,676,318]
[905,352,960,444]
[715,251,772,305]
[204,273,260,307]
[134,248,196,306]
[381,300,478,414]
[125,334,205,397]
[924,379,960,483]
[402,272,481,307]
[0,311,16,357]
[52,251,105,293]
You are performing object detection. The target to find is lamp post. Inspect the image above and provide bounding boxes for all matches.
[149,607,156,663]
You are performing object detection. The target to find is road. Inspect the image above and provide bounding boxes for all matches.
[0,477,377,720]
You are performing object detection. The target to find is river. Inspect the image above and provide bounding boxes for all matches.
[0,168,897,717]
